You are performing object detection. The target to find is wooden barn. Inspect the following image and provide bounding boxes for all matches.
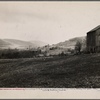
[87,25,100,53]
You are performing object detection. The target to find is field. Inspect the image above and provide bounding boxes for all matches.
[0,54,100,88]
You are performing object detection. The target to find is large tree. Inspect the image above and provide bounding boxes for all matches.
[75,41,82,54]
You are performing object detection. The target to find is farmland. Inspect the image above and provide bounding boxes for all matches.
[0,54,100,88]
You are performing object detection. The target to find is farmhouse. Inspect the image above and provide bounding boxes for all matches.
[87,25,100,52]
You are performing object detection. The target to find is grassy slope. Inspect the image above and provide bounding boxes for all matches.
[0,54,100,88]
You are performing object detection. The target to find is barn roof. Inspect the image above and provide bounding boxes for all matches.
[87,25,100,33]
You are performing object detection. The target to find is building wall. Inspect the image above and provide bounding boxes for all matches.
[87,32,96,52]
[96,29,100,46]
[95,29,100,52]
[87,29,100,52]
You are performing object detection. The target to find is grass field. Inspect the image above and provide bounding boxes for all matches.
[0,53,100,88]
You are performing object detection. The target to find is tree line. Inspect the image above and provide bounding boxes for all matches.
[0,49,42,59]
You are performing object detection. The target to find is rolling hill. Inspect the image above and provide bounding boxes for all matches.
[0,36,86,52]
[54,36,86,49]
[30,40,48,47]
[41,36,86,55]
[0,39,11,49]
[0,39,47,49]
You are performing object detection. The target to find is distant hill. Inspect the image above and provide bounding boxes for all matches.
[54,36,86,49]
[0,36,86,51]
[30,41,48,47]
[0,39,11,49]
[41,36,86,55]
[0,39,48,49]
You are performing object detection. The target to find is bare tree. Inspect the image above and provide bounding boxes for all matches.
[75,41,82,54]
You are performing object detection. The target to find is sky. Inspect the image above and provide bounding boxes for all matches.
[0,2,100,44]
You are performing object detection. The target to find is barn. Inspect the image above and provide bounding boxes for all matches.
[87,25,100,53]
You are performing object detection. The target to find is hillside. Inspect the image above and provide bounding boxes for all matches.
[41,36,86,55]
[0,39,47,49]
[30,40,47,47]
[0,36,86,55]
[0,39,11,49]
[0,53,100,88]
[55,36,86,49]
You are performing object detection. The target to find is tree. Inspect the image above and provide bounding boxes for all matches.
[75,41,82,54]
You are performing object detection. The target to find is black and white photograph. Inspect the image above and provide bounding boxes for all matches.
[0,1,100,90]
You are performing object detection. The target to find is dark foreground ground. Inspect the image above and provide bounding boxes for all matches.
[0,54,100,88]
